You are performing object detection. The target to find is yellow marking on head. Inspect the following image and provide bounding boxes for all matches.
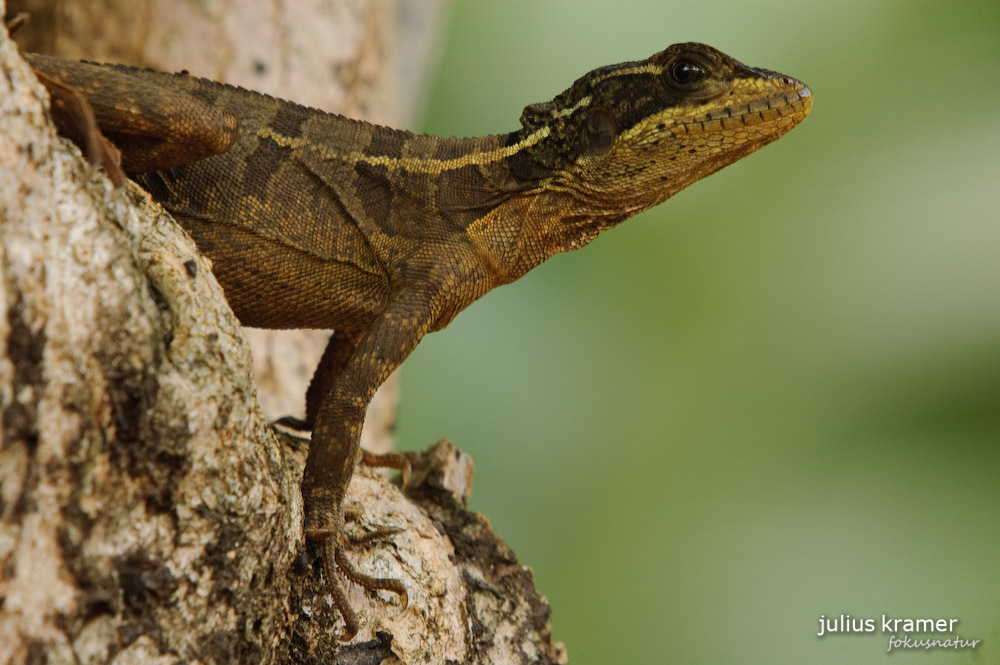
[590,63,663,85]
[551,95,592,118]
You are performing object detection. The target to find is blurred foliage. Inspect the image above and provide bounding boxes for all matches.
[401,1,1000,663]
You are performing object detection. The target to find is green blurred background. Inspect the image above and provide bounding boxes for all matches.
[400,2,1000,663]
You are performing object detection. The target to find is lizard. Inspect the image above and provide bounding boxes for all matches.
[25,42,812,641]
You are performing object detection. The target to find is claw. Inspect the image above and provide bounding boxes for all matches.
[308,515,408,641]
[319,539,361,642]
[334,545,408,608]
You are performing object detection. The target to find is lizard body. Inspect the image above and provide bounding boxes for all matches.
[27,43,812,640]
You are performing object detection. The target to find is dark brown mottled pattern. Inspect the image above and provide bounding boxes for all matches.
[362,126,407,160]
[29,42,812,640]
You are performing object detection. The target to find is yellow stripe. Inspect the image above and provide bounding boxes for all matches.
[252,64,800,178]
[251,64,666,175]
[551,95,592,118]
[590,63,662,85]
[258,123,554,175]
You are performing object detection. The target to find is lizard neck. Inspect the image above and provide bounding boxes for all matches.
[366,129,570,283]
[439,131,630,283]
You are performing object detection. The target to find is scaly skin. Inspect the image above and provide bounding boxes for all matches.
[29,42,812,640]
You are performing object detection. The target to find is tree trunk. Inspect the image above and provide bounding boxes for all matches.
[0,2,567,663]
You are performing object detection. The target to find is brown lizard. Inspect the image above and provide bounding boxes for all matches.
[26,43,812,640]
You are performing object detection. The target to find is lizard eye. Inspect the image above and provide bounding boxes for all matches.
[664,53,713,93]
[667,58,708,87]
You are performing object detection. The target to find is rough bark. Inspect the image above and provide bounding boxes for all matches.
[0,3,567,664]
[7,0,450,453]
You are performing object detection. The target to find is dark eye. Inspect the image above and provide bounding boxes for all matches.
[668,58,708,87]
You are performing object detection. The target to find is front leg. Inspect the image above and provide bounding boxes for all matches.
[301,295,432,641]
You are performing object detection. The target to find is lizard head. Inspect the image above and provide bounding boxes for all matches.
[508,42,812,250]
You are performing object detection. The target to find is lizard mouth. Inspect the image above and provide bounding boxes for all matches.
[679,76,813,135]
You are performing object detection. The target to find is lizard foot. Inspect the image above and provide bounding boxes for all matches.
[306,521,408,642]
